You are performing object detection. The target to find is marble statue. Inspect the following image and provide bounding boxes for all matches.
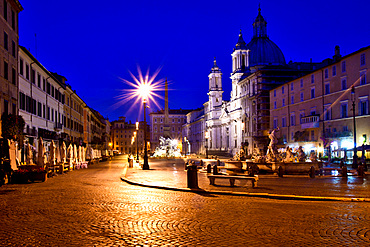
[284,146,294,163]
[297,146,306,162]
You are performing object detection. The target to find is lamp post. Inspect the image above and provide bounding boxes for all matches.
[136,121,139,162]
[351,86,358,168]
[184,137,187,156]
[205,131,209,159]
[142,99,149,169]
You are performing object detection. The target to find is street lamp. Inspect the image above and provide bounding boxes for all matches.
[184,137,187,156]
[205,131,210,159]
[142,99,149,169]
[136,121,139,162]
[351,86,358,168]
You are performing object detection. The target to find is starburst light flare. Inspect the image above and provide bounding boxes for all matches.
[112,66,165,115]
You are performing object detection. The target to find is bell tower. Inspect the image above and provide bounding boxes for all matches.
[208,58,223,110]
[230,30,250,100]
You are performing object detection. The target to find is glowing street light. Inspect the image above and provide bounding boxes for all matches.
[117,67,165,170]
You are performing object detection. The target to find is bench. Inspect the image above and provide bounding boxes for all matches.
[207,175,258,188]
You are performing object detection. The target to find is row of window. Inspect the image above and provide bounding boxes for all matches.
[153,126,181,132]
[19,58,65,104]
[115,134,143,139]
[274,57,366,98]
[153,118,184,123]
[18,92,84,133]
[3,0,17,30]
[2,59,16,84]
[274,75,367,109]
[3,32,16,57]
[2,99,16,115]
[19,92,63,122]
[273,100,369,129]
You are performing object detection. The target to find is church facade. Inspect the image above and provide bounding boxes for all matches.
[183,7,323,156]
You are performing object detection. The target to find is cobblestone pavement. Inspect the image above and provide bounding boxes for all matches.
[125,157,370,199]
[0,156,369,246]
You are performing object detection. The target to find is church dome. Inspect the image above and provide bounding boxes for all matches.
[246,7,286,67]
[246,37,286,66]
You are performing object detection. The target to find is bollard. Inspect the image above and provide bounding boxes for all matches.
[341,166,348,177]
[249,164,255,177]
[59,163,63,174]
[309,166,315,178]
[207,164,212,173]
[278,166,284,178]
[185,161,189,170]
[213,164,218,175]
[187,164,198,189]
[129,159,133,168]
[357,165,364,177]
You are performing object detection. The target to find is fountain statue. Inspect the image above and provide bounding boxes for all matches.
[266,128,280,162]
[309,151,318,162]
[297,146,306,162]
[284,146,294,163]
[152,137,182,158]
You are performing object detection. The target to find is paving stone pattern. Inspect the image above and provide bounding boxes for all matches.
[0,156,369,246]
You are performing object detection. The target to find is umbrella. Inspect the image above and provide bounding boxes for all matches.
[26,142,34,165]
[37,137,45,166]
[60,142,66,163]
[67,144,73,164]
[74,144,78,164]
[49,140,55,165]
[78,146,82,163]
[82,146,85,162]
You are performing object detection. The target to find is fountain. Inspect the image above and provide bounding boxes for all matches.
[152,136,182,158]
[225,127,322,177]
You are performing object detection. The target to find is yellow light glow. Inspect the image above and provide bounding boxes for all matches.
[136,121,139,130]
[108,142,112,147]
[205,131,210,139]
[113,66,165,117]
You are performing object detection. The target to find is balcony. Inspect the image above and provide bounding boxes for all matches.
[301,115,320,129]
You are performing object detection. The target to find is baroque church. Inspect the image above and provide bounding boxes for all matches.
[183,7,323,156]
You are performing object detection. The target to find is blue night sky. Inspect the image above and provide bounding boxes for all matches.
[19,0,370,122]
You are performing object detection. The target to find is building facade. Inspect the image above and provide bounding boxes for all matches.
[270,46,370,159]
[18,46,65,146]
[18,46,108,153]
[150,109,191,151]
[183,7,319,156]
[110,117,147,154]
[0,0,22,136]
[182,108,204,155]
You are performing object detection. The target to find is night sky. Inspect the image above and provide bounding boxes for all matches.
[19,0,370,122]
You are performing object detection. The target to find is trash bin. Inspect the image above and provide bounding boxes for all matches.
[187,164,198,189]
[129,159,133,168]
[341,166,348,177]
[213,164,219,175]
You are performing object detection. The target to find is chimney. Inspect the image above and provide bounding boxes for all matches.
[333,45,341,61]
